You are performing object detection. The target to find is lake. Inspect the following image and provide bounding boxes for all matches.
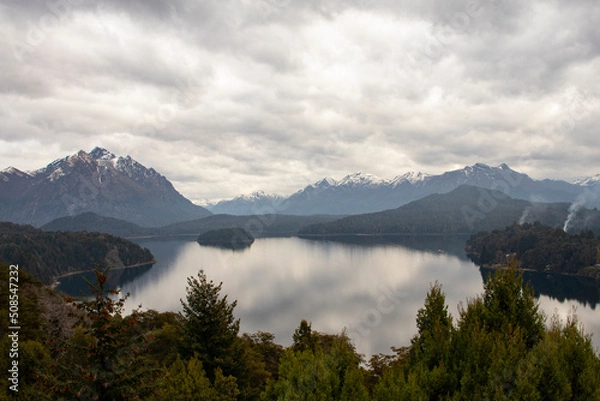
[57,235,600,358]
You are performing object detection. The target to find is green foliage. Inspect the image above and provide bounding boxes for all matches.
[2,257,600,400]
[197,227,254,249]
[151,357,239,401]
[292,319,316,353]
[180,269,240,382]
[372,265,600,400]
[300,185,533,235]
[58,269,161,400]
[410,282,453,369]
[263,327,369,401]
[242,331,285,380]
[0,222,154,284]
[481,263,545,347]
[467,222,600,275]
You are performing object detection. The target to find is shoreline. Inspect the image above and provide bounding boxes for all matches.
[50,259,156,289]
[478,263,600,283]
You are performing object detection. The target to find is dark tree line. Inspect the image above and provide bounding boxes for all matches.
[0,222,154,284]
[467,222,600,275]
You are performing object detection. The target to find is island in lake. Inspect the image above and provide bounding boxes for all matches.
[197,227,255,249]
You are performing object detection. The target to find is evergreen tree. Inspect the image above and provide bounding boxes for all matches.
[180,269,240,381]
[151,357,239,401]
[405,282,455,399]
[410,282,453,369]
[263,330,369,401]
[292,319,316,353]
[481,262,545,348]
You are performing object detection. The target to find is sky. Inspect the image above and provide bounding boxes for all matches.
[1,0,599,203]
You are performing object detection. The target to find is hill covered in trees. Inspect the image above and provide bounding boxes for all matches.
[467,222,600,278]
[0,222,155,284]
[197,228,255,249]
[41,212,147,238]
[300,186,535,235]
[2,263,599,400]
[300,185,600,236]
[41,212,342,238]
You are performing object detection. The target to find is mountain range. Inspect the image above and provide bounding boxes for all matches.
[208,163,600,216]
[0,147,211,227]
[298,185,600,236]
[1,147,599,228]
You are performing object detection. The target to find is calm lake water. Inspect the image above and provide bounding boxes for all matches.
[57,236,600,358]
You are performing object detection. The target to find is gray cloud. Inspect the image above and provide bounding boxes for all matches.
[0,0,598,202]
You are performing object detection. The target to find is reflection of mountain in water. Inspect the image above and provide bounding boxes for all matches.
[299,234,472,260]
[480,267,599,310]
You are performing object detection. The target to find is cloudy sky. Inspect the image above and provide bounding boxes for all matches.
[1,0,598,202]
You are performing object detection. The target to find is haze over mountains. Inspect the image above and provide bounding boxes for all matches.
[298,185,600,236]
[1,147,599,230]
[208,163,600,216]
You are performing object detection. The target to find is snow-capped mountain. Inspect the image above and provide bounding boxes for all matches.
[392,171,431,186]
[209,164,587,216]
[209,191,286,215]
[574,174,600,187]
[0,147,211,227]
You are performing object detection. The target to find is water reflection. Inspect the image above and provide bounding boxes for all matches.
[480,267,599,309]
[57,236,600,357]
[57,264,154,297]
[116,237,484,357]
[299,234,472,260]
[56,240,189,298]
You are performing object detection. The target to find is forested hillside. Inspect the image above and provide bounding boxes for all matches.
[0,222,154,284]
[300,185,600,236]
[197,228,255,249]
[467,222,600,277]
[2,264,599,400]
[42,212,342,238]
[300,186,532,235]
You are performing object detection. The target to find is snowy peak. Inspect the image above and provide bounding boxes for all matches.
[393,171,431,185]
[0,147,211,226]
[574,174,600,186]
[462,163,493,175]
[89,146,116,161]
[233,191,283,202]
[208,190,286,215]
[28,148,164,184]
[1,166,29,177]
[312,177,337,188]
[337,172,386,187]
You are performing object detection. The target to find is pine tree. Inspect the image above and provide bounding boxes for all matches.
[180,269,240,381]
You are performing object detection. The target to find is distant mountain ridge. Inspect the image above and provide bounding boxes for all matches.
[42,212,342,238]
[0,147,212,227]
[298,185,600,236]
[207,163,595,216]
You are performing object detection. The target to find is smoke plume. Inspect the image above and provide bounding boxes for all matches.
[563,189,600,233]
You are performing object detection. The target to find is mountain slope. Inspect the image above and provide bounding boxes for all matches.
[0,147,212,227]
[208,164,587,216]
[155,213,343,237]
[209,191,286,215]
[41,212,148,237]
[298,185,598,236]
[41,211,343,238]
